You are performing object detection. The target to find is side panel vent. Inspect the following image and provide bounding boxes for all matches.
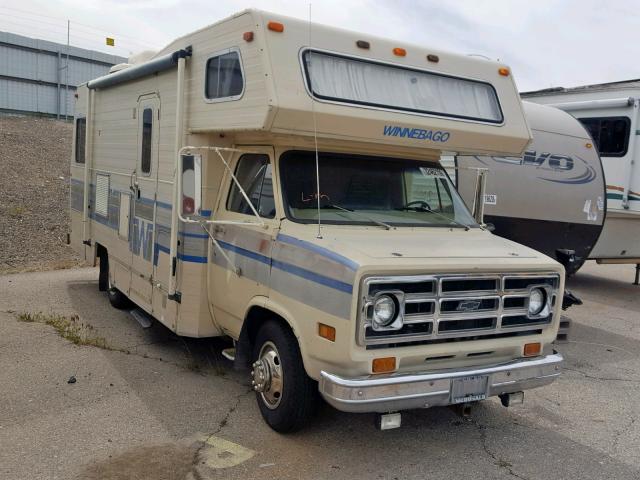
[95,174,110,218]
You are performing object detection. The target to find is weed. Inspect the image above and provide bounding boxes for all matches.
[16,311,118,351]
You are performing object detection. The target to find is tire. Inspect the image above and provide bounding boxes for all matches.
[251,320,318,432]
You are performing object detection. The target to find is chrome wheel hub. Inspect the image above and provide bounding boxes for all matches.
[251,341,283,409]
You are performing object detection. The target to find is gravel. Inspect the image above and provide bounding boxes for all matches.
[0,115,83,274]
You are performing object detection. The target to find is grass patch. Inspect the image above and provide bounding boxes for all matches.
[7,205,29,217]
[17,311,121,351]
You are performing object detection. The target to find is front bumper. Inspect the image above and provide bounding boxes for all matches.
[319,353,563,413]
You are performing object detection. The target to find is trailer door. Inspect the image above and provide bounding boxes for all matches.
[129,94,160,306]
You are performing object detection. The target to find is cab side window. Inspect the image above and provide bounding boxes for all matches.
[227,154,275,219]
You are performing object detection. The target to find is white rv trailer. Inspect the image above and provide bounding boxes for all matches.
[523,80,640,281]
[443,101,606,277]
[71,9,565,432]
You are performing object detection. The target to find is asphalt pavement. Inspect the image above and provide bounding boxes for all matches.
[1,262,639,479]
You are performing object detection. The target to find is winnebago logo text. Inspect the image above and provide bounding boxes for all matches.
[383,125,450,143]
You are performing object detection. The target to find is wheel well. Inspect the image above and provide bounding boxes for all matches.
[235,306,293,370]
[96,243,107,259]
[244,306,292,346]
[96,243,108,292]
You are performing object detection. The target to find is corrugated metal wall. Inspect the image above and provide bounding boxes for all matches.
[0,31,126,118]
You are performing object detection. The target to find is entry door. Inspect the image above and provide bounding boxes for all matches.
[129,94,160,306]
[209,147,278,338]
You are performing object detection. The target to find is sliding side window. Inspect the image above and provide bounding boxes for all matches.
[227,154,275,219]
[205,49,244,101]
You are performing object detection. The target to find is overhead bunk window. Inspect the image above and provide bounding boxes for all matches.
[302,50,503,123]
[205,49,244,101]
[578,117,631,157]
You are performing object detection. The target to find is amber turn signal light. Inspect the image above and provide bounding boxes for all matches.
[243,31,254,42]
[318,323,336,342]
[498,67,510,76]
[268,21,284,32]
[523,342,541,357]
[372,357,396,373]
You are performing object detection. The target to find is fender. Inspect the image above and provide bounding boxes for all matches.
[235,296,312,375]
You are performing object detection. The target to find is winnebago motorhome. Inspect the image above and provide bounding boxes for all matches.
[444,101,606,276]
[523,80,640,281]
[71,9,564,432]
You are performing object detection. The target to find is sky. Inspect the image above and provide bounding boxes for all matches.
[1,0,638,92]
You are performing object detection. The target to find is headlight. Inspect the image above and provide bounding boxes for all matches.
[372,295,397,327]
[528,288,546,316]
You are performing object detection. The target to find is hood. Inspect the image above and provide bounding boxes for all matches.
[280,223,556,267]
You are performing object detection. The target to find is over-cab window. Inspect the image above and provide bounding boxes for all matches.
[140,108,153,174]
[205,50,244,100]
[227,154,275,218]
[302,50,503,123]
[578,116,631,157]
[75,117,86,164]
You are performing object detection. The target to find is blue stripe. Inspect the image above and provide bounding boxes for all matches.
[180,231,210,238]
[217,240,271,265]
[154,243,207,264]
[216,240,352,293]
[272,259,353,294]
[276,233,359,271]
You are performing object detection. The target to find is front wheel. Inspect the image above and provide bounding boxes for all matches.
[251,320,318,432]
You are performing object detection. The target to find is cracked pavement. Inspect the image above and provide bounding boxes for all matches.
[1,262,639,479]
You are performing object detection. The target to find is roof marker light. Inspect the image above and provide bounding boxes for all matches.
[586,143,593,149]
[356,40,370,49]
[243,31,254,42]
[498,67,510,76]
[427,54,439,63]
[267,21,284,32]
[393,47,406,57]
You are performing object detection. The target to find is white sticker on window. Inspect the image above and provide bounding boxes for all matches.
[484,194,497,205]
[419,167,446,177]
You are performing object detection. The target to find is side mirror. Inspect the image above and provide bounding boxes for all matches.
[181,154,202,217]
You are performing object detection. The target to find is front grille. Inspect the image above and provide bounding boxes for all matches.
[359,273,559,346]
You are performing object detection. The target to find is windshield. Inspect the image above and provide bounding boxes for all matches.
[279,151,478,228]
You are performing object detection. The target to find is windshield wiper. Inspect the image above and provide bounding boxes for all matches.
[396,205,471,231]
[325,204,391,230]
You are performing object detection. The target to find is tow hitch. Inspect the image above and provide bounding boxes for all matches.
[499,391,525,407]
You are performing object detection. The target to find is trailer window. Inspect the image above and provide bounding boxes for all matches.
[140,108,153,174]
[227,154,275,219]
[75,117,86,164]
[302,50,503,123]
[578,117,631,157]
[205,50,244,100]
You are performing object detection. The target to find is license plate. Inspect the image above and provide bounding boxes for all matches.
[451,375,488,404]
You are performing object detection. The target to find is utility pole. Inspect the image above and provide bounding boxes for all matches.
[65,20,69,121]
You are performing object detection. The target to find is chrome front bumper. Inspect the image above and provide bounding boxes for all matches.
[319,353,563,413]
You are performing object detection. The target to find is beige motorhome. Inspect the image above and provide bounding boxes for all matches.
[70,9,564,432]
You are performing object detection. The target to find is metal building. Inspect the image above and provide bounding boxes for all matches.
[0,31,126,118]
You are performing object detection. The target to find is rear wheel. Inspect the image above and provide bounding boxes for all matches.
[251,320,318,432]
